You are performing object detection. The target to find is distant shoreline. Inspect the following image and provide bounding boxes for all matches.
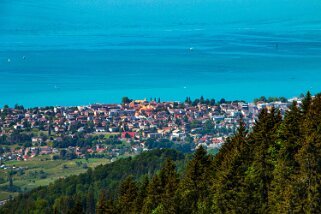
[0,94,298,109]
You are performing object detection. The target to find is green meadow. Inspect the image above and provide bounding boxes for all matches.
[0,156,109,201]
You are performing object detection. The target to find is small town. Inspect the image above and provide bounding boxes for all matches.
[0,96,301,166]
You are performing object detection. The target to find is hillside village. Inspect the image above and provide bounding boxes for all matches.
[0,96,300,164]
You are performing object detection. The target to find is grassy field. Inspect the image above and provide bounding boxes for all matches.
[89,132,120,138]
[0,157,109,201]
[0,191,18,202]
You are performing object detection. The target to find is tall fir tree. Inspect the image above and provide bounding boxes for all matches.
[85,188,96,214]
[294,94,321,213]
[142,159,180,214]
[142,175,163,214]
[134,176,149,213]
[158,159,179,213]
[96,191,107,214]
[269,101,303,213]
[118,176,138,214]
[68,196,84,214]
[213,118,250,213]
[177,146,213,214]
[301,91,312,115]
[244,107,282,213]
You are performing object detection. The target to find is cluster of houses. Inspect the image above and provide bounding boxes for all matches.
[0,97,301,162]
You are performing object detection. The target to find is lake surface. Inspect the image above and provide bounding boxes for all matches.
[1,0,321,107]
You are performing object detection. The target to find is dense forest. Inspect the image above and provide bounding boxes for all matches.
[2,92,321,213]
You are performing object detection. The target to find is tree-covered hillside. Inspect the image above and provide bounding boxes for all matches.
[2,92,321,213]
[0,149,187,214]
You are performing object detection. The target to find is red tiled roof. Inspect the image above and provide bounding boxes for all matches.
[121,132,136,138]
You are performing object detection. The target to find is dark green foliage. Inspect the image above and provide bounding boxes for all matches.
[293,94,321,213]
[176,146,213,213]
[86,188,96,214]
[5,92,321,214]
[0,131,33,145]
[134,176,149,213]
[184,96,216,106]
[121,97,132,105]
[142,159,180,213]
[145,139,194,153]
[118,176,138,213]
[254,96,288,103]
[244,107,282,213]
[141,174,162,213]
[269,101,302,213]
[213,119,250,213]
[0,149,185,214]
[96,191,109,214]
[301,91,312,115]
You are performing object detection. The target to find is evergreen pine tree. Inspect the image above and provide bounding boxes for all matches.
[142,175,163,214]
[96,191,108,214]
[213,118,250,213]
[135,176,149,213]
[294,94,321,213]
[86,190,95,214]
[244,108,281,213]
[67,196,84,214]
[301,91,312,115]
[269,101,303,213]
[118,176,138,214]
[177,146,213,214]
[159,159,179,213]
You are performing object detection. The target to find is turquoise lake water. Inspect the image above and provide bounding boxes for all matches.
[1,0,321,107]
